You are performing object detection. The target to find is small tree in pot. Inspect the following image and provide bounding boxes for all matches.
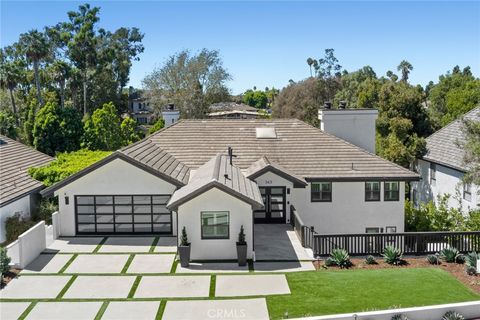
[236,225,247,266]
[178,227,191,267]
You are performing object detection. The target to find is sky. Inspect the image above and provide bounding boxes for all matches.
[1,1,479,94]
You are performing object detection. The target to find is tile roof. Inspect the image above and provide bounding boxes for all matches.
[148,119,418,181]
[0,135,53,207]
[423,107,480,172]
[245,156,308,187]
[209,102,258,112]
[167,154,264,210]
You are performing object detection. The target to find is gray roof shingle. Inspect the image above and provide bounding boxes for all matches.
[167,154,264,210]
[423,107,480,172]
[0,135,53,207]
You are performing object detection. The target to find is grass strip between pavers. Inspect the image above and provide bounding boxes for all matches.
[209,275,216,298]
[127,276,142,298]
[92,237,108,253]
[56,275,78,299]
[121,254,136,273]
[169,259,178,274]
[156,300,166,320]
[94,301,110,320]
[149,236,160,253]
[17,301,37,320]
[58,254,78,274]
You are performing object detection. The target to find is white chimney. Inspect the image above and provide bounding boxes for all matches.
[162,104,180,127]
[318,105,378,153]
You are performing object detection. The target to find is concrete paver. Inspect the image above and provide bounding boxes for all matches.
[22,254,73,274]
[63,276,136,299]
[45,237,103,253]
[176,262,248,273]
[101,301,160,320]
[25,302,102,320]
[0,302,30,320]
[126,254,175,273]
[154,237,177,253]
[65,254,129,273]
[162,298,269,320]
[0,276,71,299]
[134,275,210,298]
[98,237,154,253]
[216,274,290,297]
[254,261,315,272]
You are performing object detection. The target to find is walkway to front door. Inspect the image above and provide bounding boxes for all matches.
[254,186,286,223]
[254,224,312,261]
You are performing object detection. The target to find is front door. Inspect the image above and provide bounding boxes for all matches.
[254,187,286,223]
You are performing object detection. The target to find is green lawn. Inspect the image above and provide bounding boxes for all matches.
[267,268,479,319]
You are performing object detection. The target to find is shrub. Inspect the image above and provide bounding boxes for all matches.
[465,252,479,268]
[465,265,477,276]
[382,246,403,265]
[5,214,35,242]
[0,247,11,276]
[427,254,440,265]
[456,254,466,264]
[442,311,464,320]
[365,255,376,265]
[324,257,336,267]
[329,249,352,268]
[237,225,246,245]
[440,247,461,263]
[180,227,189,246]
[391,314,409,320]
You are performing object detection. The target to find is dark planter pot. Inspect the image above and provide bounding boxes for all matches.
[178,244,191,267]
[236,242,247,266]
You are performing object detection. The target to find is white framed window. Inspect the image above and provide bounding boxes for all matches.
[365,181,380,201]
[384,181,400,201]
[201,211,229,239]
[463,183,472,202]
[311,182,332,202]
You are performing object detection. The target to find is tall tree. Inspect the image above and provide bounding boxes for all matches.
[306,57,314,77]
[82,102,123,150]
[143,49,231,118]
[397,60,413,82]
[0,47,24,122]
[49,60,71,108]
[459,112,480,185]
[315,49,342,101]
[19,29,50,106]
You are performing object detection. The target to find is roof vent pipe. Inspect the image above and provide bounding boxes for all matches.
[324,101,332,109]
[339,101,347,109]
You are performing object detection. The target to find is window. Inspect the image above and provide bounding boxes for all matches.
[430,163,436,185]
[463,183,472,202]
[384,181,400,201]
[365,182,380,201]
[311,182,332,202]
[201,211,229,239]
[385,226,397,233]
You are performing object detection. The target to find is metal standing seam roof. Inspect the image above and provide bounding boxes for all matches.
[0,135,53,207]
[166,154,264,211]
[423,106,480,172]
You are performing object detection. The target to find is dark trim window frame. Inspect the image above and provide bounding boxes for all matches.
[384,181,400,201]
[463,183,472,202]
[311,182,332,202]
[385,226,397,233]
[201,211,230,240]
[430,163,437,185]
[365,181,381,201]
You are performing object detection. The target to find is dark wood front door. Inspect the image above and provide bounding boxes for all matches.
[254,187,286,223]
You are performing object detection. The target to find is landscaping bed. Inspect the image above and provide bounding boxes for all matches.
[266,268,479,320]
[313,257,480,294]
[0,268,21,289]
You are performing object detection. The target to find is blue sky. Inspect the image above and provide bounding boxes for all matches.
[2,1,479,94]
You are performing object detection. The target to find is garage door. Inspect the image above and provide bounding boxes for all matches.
[75,195,172,235]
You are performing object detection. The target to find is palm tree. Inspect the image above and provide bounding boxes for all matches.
[397,60,413,82]
[50,60,71,108]
[307,58,314,77]
[19,29,50,107]
[0,48,23,124]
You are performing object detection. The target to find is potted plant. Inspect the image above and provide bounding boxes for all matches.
[236,225,247,266]
[178,226,191,267]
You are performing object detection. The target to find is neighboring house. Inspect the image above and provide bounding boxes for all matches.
[130,96,156,124]
[412,107,479,213]
[41,109,418,260]
[162,104,180,127]
[0,136,53,242]
[208,102,264,119]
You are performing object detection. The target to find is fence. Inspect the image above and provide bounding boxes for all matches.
[312,231,480,256]
[6,221,47,268]
[290,205,316,249]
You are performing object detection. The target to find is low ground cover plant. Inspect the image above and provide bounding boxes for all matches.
[427,254,440,265]
[440,247,463,263]
[328,249,352,268]
[365,255,376,265]
[382,245,404,265]
[442,311,464,320]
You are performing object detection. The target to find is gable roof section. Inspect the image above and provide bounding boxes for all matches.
[245,156,307,187]
[41,149,188,197]
[0,135,53,207]
[423,107,480,172]
[167,154,264,211]
[149,119,418,181]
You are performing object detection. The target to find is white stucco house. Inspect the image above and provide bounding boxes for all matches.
[41,108,419,260]
[411,107,479,214]
[0,135,53,243]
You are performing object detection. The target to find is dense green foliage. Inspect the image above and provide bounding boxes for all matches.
[0,110,17,139]
[0,247,11,276]
[4,214,35,242]
[459,114,480,185]
[243,89,268,109]
[148,118,165,135]
[266,268,479,319]
[28,149,111,186]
